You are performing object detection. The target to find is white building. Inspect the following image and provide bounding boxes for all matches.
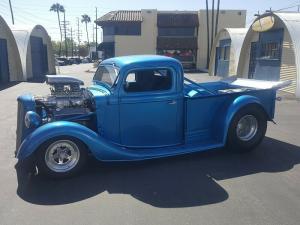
[209,28,247,77]
[96,9,246,70]
[237,12,300,97]
[11,25,56,81]
[0,16,23,83]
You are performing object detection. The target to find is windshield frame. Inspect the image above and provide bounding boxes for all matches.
[93,64,120,88]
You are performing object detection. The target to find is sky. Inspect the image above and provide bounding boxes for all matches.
[0,0,300,43]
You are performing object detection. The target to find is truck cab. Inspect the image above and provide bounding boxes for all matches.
[90,55,184,148]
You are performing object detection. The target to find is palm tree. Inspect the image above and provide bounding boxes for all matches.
[50,3,65,56]
[81,14,91,47]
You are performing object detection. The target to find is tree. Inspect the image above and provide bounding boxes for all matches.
[50,3,65,56]
[81,14,91,47]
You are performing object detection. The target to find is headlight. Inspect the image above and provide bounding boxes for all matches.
[25,111,41,128]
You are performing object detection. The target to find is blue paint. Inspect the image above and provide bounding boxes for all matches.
[249,29,284,80]
[215,39,231,77]
[0,38,10,83]
[16,55,279,162]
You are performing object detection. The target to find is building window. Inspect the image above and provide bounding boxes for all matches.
[124,69,172,93]
[260,42,281,60]
[157,49,196,62]
[220,46,230,61]
[115,23,141,35]
[224,46,230,60]
[102,23,141,36]
[158,27,195,37]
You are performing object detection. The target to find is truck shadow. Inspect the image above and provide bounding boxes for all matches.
[15,137,300,208]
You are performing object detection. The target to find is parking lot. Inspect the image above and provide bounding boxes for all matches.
[0,63,300,225]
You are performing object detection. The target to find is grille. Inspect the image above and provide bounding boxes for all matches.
[15,95,36,156]
[16,101,25,151]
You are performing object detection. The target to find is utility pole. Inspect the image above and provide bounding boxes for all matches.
[70,27,74,57]
[8,0,14,25]
[76,17,82,57]
[92,22,95,43]
[63,11,68,57]
[215,0,220,38]
[95,7,98,59]
[211,0,215,56]
[206,0,210,68]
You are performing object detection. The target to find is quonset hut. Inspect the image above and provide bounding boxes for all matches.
[209,28,247,77]
[0,16,23,84]
[237,12,300,97]
[11,25,56,81]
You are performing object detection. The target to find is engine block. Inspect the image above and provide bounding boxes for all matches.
[35,75,93,118]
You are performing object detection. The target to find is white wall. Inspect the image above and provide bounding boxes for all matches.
[0,17,23,81]
[115,9,157,56]
[237,16,297,95]
[197,10,246,70]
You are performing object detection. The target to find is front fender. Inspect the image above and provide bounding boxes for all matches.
[222,95,269,143]
[16,121,120,161]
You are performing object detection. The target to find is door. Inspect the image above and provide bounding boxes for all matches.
[119,68,183,148]
[215,39,231,77]
[248,42,258,79]
[250,29,284,80]
[214,47,220,76]
[30,36,44,79]
[42,44,48,74]
[0,38,10,84]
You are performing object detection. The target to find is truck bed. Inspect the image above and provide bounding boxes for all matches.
[183,78,290,145]
[183,77,290,98]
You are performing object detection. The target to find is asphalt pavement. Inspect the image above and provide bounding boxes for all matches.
[0,63,300,225]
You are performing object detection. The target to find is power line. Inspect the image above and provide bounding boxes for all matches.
[8,0,14,24]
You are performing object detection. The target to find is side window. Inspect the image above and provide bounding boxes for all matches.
[124,69,173,93]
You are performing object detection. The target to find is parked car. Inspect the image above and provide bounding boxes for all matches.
[55,58,65,66]
[81,57,91,63]
[56,57,70,65]
[68,57,76,65]
[15,55,290,178]
[73,57,82,64]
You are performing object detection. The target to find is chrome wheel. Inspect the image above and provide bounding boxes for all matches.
[45,140,80,173]
[236,115,258,141]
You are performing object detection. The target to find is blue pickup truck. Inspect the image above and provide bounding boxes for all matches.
[16,55,290,178]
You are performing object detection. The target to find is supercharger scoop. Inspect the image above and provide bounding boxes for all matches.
[34,75,93,117]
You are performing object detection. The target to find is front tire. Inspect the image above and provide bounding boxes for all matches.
[36,137,87,178]
[227,105,267,153]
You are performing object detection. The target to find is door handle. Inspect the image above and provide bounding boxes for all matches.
[167,100,177,105]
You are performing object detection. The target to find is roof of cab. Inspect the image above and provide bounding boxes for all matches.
[100,55,182,69]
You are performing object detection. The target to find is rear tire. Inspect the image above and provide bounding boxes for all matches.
[227,104,267,153]
[36,137,87,178]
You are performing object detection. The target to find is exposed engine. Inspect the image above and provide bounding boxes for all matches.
[34,75,94,122]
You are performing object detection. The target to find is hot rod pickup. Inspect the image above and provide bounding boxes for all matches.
[16,55,290,178]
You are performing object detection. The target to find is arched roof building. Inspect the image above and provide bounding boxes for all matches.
[0,16,23,83]
[209,28,247,77]
[11,25,56,80]
[237,12,300,97]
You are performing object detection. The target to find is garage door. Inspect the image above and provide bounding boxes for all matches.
[30,36,48,79]
[43,45,48,74]
[215,39,231,77]
[249,29,284,81]
[0,38,10,84]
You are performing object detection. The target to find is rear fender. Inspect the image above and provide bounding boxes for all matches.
[222,95,270,144]
[16,121,120,161]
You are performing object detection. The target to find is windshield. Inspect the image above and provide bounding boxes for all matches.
[93,65,119,87]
